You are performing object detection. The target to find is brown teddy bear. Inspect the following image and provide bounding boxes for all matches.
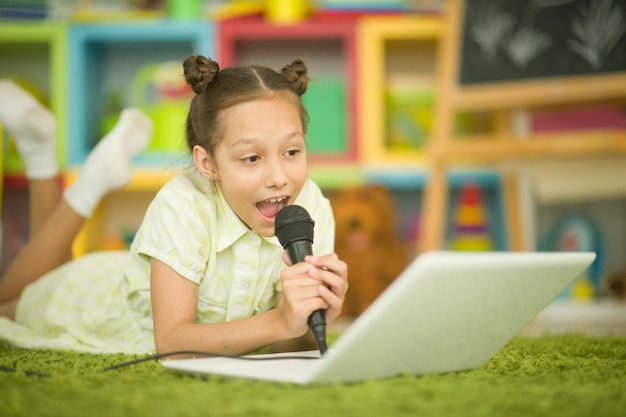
[602,270,626,300]
[329,184,411,317]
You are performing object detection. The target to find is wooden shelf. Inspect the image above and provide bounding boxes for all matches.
[441,129,626,162]
[453,73,626,111]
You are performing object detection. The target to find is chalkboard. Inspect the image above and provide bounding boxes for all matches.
[459,0,626,85]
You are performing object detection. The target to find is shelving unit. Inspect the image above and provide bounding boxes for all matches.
[0,3,623,337]
[420,0,626,254]
[4,4,622,266]
[0,13,510,258]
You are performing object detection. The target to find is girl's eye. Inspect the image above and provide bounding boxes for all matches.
[242,155,260,163]
[285,149,300,157]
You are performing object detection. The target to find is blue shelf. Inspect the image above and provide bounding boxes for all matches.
[67,20,214,166]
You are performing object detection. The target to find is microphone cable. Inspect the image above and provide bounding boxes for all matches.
[0,349,322,378]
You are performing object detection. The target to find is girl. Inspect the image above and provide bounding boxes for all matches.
[0,56,348,355]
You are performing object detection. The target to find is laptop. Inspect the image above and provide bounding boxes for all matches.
[161,251,596,385]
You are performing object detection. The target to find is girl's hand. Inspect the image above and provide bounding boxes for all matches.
[278,252,348,337]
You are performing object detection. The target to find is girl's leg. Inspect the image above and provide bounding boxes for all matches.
[0,201,83,308]
[29,179,65,238]
[63,107,153,218]
[0,86,152,305]
[0,298,18,320]
[0,80,61,234]
[0,79,62,306]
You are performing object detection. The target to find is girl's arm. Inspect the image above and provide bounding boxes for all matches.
[150,258,289,356]
[150,251,347,356]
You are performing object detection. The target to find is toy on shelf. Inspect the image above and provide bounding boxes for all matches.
[101,229,137,251]
[385,83,434,151]
[540,212,605,300]
[210,0,313,22]
[330,184,410,317]
[317,0,409,14]
[209,1,265,19]
[531,105,626,132]
[130,61,194,152]
[166,0,202,19]
[302,78,347,155]
[266,0,314,23]
[0,2,47,19]
[450,181,493,251]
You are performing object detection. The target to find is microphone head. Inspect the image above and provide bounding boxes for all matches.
[274,205,315,249]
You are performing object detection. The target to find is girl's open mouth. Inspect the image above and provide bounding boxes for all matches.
[256,196,288,221]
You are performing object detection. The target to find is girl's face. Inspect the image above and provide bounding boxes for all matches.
[196,95,308,237]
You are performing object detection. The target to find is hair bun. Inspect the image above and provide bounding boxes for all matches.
[281,59,308,95]
[183,55,220,94]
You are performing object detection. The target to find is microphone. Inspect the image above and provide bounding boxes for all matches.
[274,204,328,355]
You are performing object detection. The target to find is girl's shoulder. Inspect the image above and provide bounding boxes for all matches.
[156,169,217,202]
[144,170,220,223]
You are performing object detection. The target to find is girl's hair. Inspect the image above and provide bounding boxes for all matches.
[182,55,310,156]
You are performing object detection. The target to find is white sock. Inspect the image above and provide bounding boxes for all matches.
[64,108,153,218]
[0,79,58,179]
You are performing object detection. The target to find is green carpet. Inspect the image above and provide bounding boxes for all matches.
[1,334,625,417]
